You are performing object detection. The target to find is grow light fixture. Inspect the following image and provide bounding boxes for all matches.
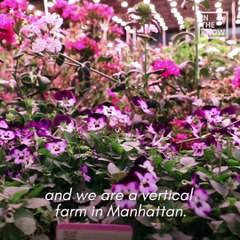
[47,2,54,7]
[237,0,240,24]
[121,1,128,8]
[168,0,185,29]
[215,1,223,25]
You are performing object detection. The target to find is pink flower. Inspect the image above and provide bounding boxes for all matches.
[45,140,67,156]
[0,14,15,45]
[45,37,62,53]
[1,0,28,11]
[87,113,107,131]
[192,142,207,157]
[153,60,180,78]
[110,25,124,36]
[188,188,211,217]
[9,145,34,167]
[81,166,91,182]
[32,38,47,53]
[133,96,152,114]
[112,181,139,209]
[232,67,240,88]
[67,37,99,55]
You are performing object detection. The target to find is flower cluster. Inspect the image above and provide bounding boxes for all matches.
[50,0,84,22]
[232,67,240,88]
[20,13,63,54]
[112,156,158,208]
[152,60,180,78]
[82,1,114,21]
[188,188,211,218]
[0,14,15,45]
[0,0,28,12]
[66,36,99,55]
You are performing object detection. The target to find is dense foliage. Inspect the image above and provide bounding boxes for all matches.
[0,0,240,240]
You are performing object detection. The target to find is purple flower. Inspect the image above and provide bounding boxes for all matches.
[16,129,35,146]
[152,60,180,78]
[0,118,9,129]
[36,119,52,137]
[81,166,91,182]
[203,106,222,124]
[112,177,139,209]
[9,145,34,167]
[188,188,211,217]
[232,67,240,88]
[95,102,118,116]
[133,96,152,114]
[134,155,154,173]
[133,168,158,194]
[45,140,67,155]
[186,115,204,137]
[54,90,76,107]
[54,115,75,133]
[192,142,207,157]
[87,113,107,131]
[0,128,15,141]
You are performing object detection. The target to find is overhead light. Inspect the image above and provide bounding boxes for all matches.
[112,16,118,21]
[121,21,127,26]
[215,2,222,8]
[216,21,223,26]
[125,26,131,31]
[93,0,100,3]
[35,10,42,16]
[217,15,223,21]
[174,12,181,18]
[216,8,223,13]
[171,8,177,13]
[28,4,34,10]
[180,24,185,29]
[170,1,177,7]
[127,7,134,13]
[47,2,54,7]
[162,26,168,31]
[121,1,128,8]
[116,18,123,24]
[143,0,151,3]
[236,19,240,24]
[149,4,155,11]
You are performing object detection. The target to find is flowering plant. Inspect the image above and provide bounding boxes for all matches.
[0,1,240,240]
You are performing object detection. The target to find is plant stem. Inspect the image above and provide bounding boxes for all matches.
[13,57,23,98]
[59,53,118,83]
[142,23,149,91]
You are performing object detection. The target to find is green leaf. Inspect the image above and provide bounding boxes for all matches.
[153,156,163,168]
[98,56,113,63]
[28,186,43,197]
[56,54,65,66]
[15,217,36,235]
[199,0,210,9]
[3,186,30,202]
[200,67,210,77]
[111,141,125,154]
[27,198,50,209]
[163,160,177,171]
[172,32,195,46]
[0,224,26,240]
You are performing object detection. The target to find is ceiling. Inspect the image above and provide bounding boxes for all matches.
[101,0,236,30]
[29,0,238,30]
